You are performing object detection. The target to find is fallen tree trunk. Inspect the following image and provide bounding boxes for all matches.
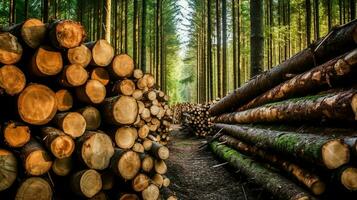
[215,90,357,124]
[210,141,316,200]
[218,135,326,195]
[215,123,350,169]
[239,49,357,111]
[209,20,357,116]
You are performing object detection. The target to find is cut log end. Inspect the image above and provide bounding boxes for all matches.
[141,155,154,172]
[158,146,169,160]
[310,181,326,196]
[18,84,57,125]
[51,135,75,158]
[142,184,159,200]
[25,150,52,176]
[154,160,167,175]
[52,157,72,176]
[132,173,150,192]
[15,177,52,200]
[113,96,138,125]
[0,149,17,191]
[111,54,135,78]
[32,46,63,76]
[63,64,88,86]
[351,94,357,120]
[91,68,110,86]
[79,170,102,198]
[53,20,85,49]
[117,151,141,180]
[117,79,136,96]
[90,40,114,66]
[4,122,30,148]
[341,167,357,191]
[322,140,350,169]
[0,65,26,95]
[67,44,92,67]
[0,33,22,65]
[79,106,101,131]
[83,80,107,104]
[21,18,47,48]
[55,89,73,111]
[115,127,138,149]
[61,112,87,138]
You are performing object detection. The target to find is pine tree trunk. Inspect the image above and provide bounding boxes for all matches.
[210,142,316,200]
[351,0,356,20]
[141,0,147,72]
[133,0,138,63]
[216,0,221,97]
[250,0,264,77]
[306,0,312,45]
[222,0,228,94]
[214,124,350,169]
[314,0,320,39]
[104,0,111,43]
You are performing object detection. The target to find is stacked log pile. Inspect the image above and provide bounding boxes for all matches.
[172,102,214,137]
[0,18,175,200]
[209,20,357,199]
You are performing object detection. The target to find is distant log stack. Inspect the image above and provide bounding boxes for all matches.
[0,18,173,200]
[207,20,357,199]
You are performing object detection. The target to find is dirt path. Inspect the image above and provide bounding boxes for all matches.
[166,129,269,200]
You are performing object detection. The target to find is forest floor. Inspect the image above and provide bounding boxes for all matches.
[166,128,270,200]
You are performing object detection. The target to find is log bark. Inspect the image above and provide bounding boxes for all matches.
[77,131,114,170]
[216,90,357,124]
[86,40,114,67]
[0,33,22,65]
[239,49,357,111]
[110,148,141,180]
[0,65,26,96]
[90,67,110,86]
[109,54,135,78]
[102,96,138,125]
[52,157,72,176]
[113,79,136,96]
[141,184,159,200]
[55,89,73,111]
[215,124,350,169]
[218,135,325,195]
[77,106,101,130]
[76,80,106,104]
[67,44,92,67]
[21,139,53,176]
[49,20,86,49]
[132,173,149,192]
[18,84,57,125]
[30,46,63,76]
[210,141,316,200]
[3,121,30,148]
[3,18,46,49]
[41,127,75,158]
[70,169,102,198]
[150,142,169,160]
[59,64,88,87]
[0,149,17,191]
[15,177,53,200]
[53,112,87,138]
[209,21,357,116]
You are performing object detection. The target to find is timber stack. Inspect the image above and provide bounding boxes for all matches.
[209,20,357,199]
[0,18,176,200]
[172,102,214,137]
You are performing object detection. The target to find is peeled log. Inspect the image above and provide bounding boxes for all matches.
[209,21,357,116]
[86,40,114,67]
[210,142,316,200]
[49,20,85,49]
[41,127,75,158]
[55,89,73,111]
[59,64,88,87]
[18,84,57,125]
[0,149,17,191]
[77,106,101,130]
[15,177,53,200]
[110,148,141,180]
[52,157,72,176]
[0,32,22,64]
[71,169,102,198]
[218,135,325,195]
[90,67,110,86]
[78,131,114,170]
[53,112,86,138]
[239,49,357,111]
[3,121,30,148]
[216,90,357,124]
[30,46,63,76]
[76,80,106,104]
[21,139,52,176]
[0,65,26,96]
[109,54,135,78]
[67,44,92,67]
[215,123,350,169]
[3,18,46,49]
[102,96,138,125]
[150,142,169,160]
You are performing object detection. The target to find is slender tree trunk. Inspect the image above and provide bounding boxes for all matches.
[237,0,241,87]
[351,0,356,20]
[222,0,228,94]
[327,0,332,30]
[141,0,147,72]
[339,0,343,24]
[160,1,164,91]
[24,0,29,19]
[9,0,15,25]
[250,0,264,77]
[207,0,212,99]
[216,0,221,97]
[306,0,312,45]
[314,0,320,40]
[232,0,237,88]
[133,0,138,63]
[269,0,273,67]
[124,0,128,53]
[44,0,50,23]
[104,0,111,43]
